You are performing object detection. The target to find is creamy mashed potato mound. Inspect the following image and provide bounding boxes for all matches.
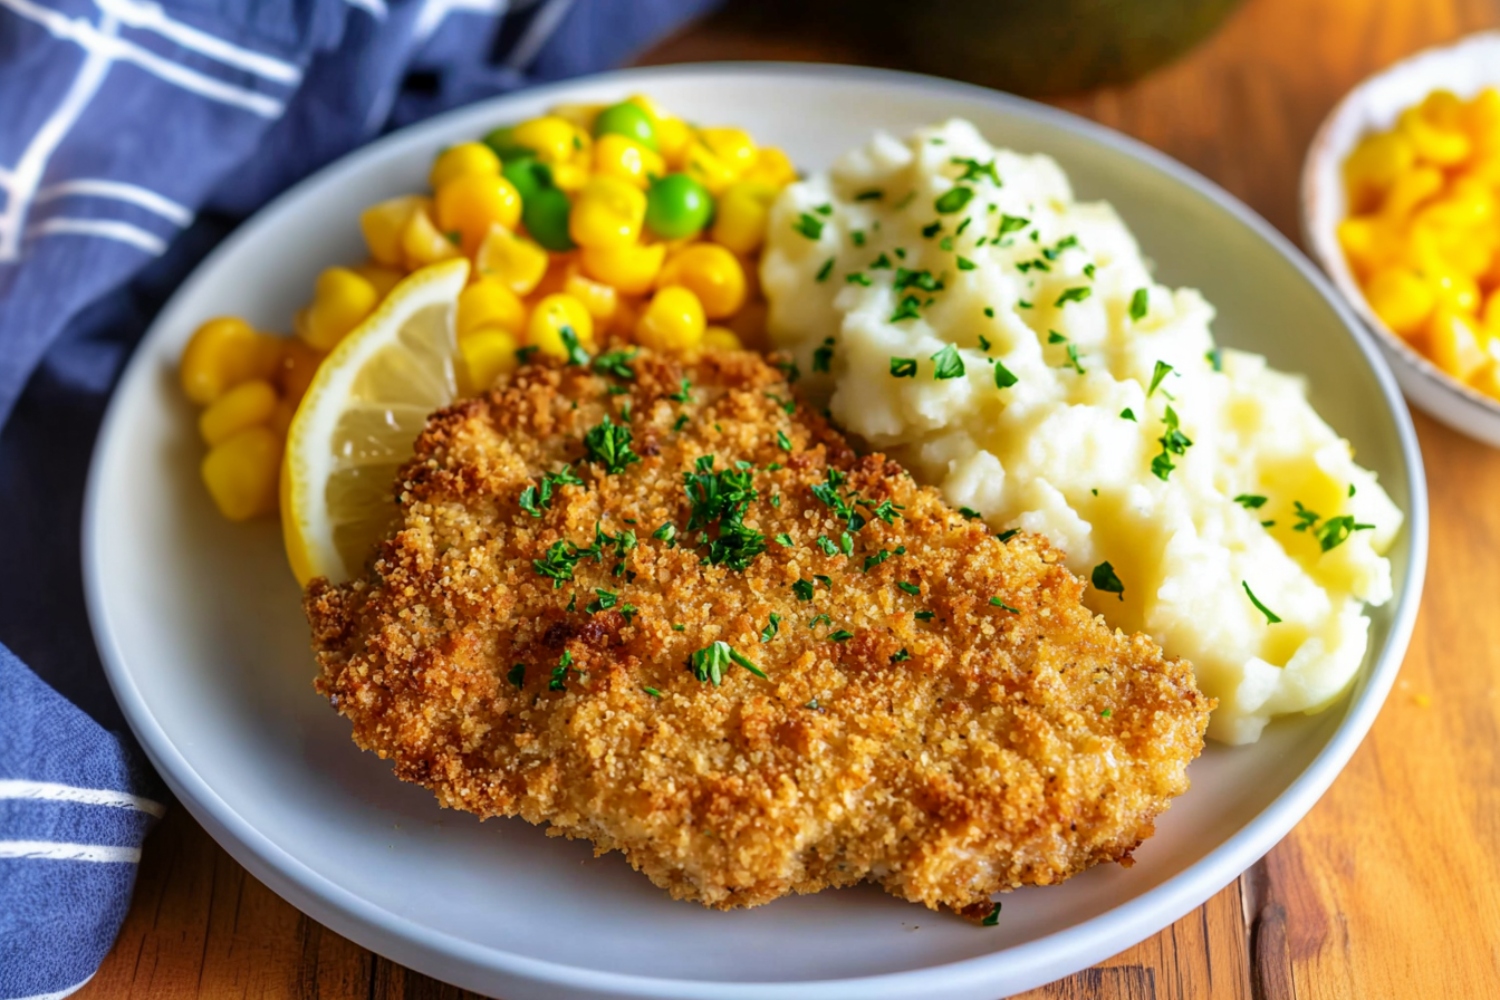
[762,119,1403,744]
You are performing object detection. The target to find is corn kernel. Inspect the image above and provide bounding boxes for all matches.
[275,339,324,404]
[199,378,278,446]
[1364,265,1434,337]
[1380,165,1444,221]
[563,269,618,321]
[300,267,379,351]
[569,175,647,250]
[1399,107,1471,166]
[511,116,588,165]
[658,243,746,319]
[1426,266,1481,313]
[625,94,667,123]
[435,173,522,254]
[683,142,738,195]
[474,226,549,296]
[636,286,705,351]
[1337,215,1400,277]
[459,328,521,394]
[548,162,590,192]
[180,317,283,405]
[712,181,778,256]
[1414,176,1496,229]
[1473,360,1500,401]
[741,146,798,188]
[1428,309,1488,381]
[1407,218,1494,280]
[528,293,594,359]
[353,262,404,299]
[654,117,691,167]
[401,205,462,270]
[703,326,743,351]
[1462,88,1500,152]
[581,241,666,296]
[593,133,666,189]
[429,142,501,191]
[459,278,527,338]
[551,102,603,131]
[201,426,282,521]
[360,195,426,267]
[697,127,757,175]
[1481,289,1500,336]
[1421,89,1465,129]
[1343,132,1415,213]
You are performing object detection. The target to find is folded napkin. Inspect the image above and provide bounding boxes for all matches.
[0,1,715,995]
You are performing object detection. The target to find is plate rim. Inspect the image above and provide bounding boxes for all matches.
[82,60,1430,999]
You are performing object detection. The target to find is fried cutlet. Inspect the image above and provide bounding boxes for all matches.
[305,347,1211,919]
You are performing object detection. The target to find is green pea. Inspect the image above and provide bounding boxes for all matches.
[482,125,531,162]
[524,185,575,251]
[502,156,551,203]
[593,101,658,151]
[645,174,713,240]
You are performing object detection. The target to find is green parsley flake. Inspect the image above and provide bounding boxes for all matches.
[828,629,855,642]
[777,430,793,452]
[793,213,824,240]
[1150,406,1192,481]
[891,648,911,663]
[915,610,935,621]
[931,344,965,380]
[1206,346,1223,372]
[775,532,794,547]
[1129,288,1149,322]
[585,588,618,613]
[507,663,525,689]
[870,252,892,270]
[890,357,918,378]
[653,522,677,544]
[816,258,834,282]
[1315,515,1375,552]
[1055,286,1092,307]
[688,641,766,686]
[592,348,637,380]
[854,189,884,201]
[863,550,893,571]
[812,337,835,373]
[997,214,1029,237]
[643,687,662,699]
[982,903,1002,926]
[897,581,921,596]
[1243,582,1282,624]
[983,306,996,318]
[846,272,872,286]
[956,255,976,271]
[584,415,640,474]
[761,613,782,643]
[935,186,973,214]
[989,596,1020,613]
[534,539,585,588]
[683,457,766,571]
[808,613,832,629]
[890,295,923,323]
[549,650,574,691]
[793,579,815,601]
[997,528,1021,542]
[518,465,583,517]
[1063,343,1084,374]
[1091,561,1125,599]
[1234,494,1268,509]
[813,203,832,216]
[669,378,693,403]
[1047,330,1067,344]
[559,326,591,366]
[1120,408,1137,422]
[816,535,840,556]
[1147,360,1173,397]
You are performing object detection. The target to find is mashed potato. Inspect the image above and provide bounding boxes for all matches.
[761,119,1403,744]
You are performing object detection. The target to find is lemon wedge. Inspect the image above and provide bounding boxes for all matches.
[282,258,468,585]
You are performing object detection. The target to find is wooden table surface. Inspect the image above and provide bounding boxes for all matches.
[80,0,1500,996]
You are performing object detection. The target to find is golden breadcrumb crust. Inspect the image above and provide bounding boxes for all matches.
[306,348,1211,919]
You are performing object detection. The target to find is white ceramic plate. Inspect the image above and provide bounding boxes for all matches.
[85,65,1428,1000]
[1302,31,1500,447]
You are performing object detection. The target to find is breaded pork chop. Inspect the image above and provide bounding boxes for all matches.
[306,348,1211,919]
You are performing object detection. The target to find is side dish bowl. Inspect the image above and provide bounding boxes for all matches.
[85,64,1427,1000]
[1302,31,1500,447]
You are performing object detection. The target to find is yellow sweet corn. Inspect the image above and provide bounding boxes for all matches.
[551,102,604,131]
[1343,132,1415,214]
[299,267,379,351]
[459,328,521,394]
[200,425,282,521]
[1427,309,1488,381]
[563,269,618,322]
[401,204,462,270]
[429,142,500,191]
[702,326,743,351]
[180,316,282,405]
[435,173,522,254]
[458,278,527,338]
[1399,106,1471,166]
[1427,266,1480,314]
[712,181,777,256]
[1420,89,1465,129]
[1462,88,1500,152]
[360,195,426,267]
[1336,215,1400,278]
[697,127,757,176]
[352,261,404,299]
[569,175,646,250]
[683,141,738,195]
[527,293,594,359]
[636,286,705,351]
[1365,265,1433,336]
[1380,165,1444,221]
[511,115,588,165]
[593,133,666,189]
[658,243,746,319]
[198,378,278,446]
[654,117,691,167]
[741,146,798,188]
[474,226,548,296]
[580,241,665,296]
[548,162,590,192]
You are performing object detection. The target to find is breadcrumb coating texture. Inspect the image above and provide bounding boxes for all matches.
[306,348,1211,918]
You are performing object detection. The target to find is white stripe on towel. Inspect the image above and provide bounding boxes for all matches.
[0,779,166,816]
[95,0,302,84]
[14,972,97,1000]
[26,216,167,255]
[35,179,192,226]
[0,840,142,863]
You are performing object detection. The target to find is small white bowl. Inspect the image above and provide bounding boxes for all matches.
[1302,31,1500,447]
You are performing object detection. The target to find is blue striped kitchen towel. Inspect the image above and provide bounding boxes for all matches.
[0,1,717,996]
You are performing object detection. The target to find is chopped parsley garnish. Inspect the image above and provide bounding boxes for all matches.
[688,641,765,686]
[859,498,905,524]
[1063,343,1084,374]
[671,623,686,631]
[982,903,1002,926]
[761,613,782,643]
[1234,494,1268,509]
[775,359,801,383]
[989,596,1020,613]
[652,522,677,545]
[808,613,832,629]
[1150,406,1192,481]
[584,415,640,474]
[997,528,1021,542]
[810,467,865,530]
[1043,235,1080,260]
[669,378,693,403]
[1091,561,1125,599]
[863,549,894,571]
[1348,483,1357,497]
[816,258,834,282]
[812,337,835,372]
[931,344,965,380]
[534,539,586,587]
[997,214,1029,237]
[683,456,766,571]
[828,629,855,642]
[897,581,921,596]
[559,326,591,366]
[894,268,944,292]
[854,189,884,201]
[1206,346,1223,372]
[1054,286,1092,307]
[1129,288,1149,322]
[816,535,840,557]
[977,334,992,352]
[951,156,1001,185]
[891,648,911,663]
[840,531,854,556]
[847,271,872,286]
[766,392,796,415]
[518,465,584,517]
[774,430,794,453]
[507,663,525,689]
[1315,515,1375,552]
[516,345,540,364]
[815,574,834,590]
[1147,360,1173,397]
[549,650,574,691]
[1292,501,1321,532]
[934,186,974,214]
[870,252,892,270]
[890,295,923,323]
[586,588,619,613]
[1083,263,1096,279]
[921,221,943,238]
[672,414,689,432]
[643,687,662,699]
[1047,330,1067,344]
[1017,258,1050,273]
[1120,408,1137,421]
[956,256,976,271]
[1243,582,1282,624]
[793,213,824,239]
[983,306,995,318]
[813,203,832,216]
[793,579,815,601]
[592,348,637,380]
[959,506,983,520]
[914,610,935,621]
[890,357,918,378]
